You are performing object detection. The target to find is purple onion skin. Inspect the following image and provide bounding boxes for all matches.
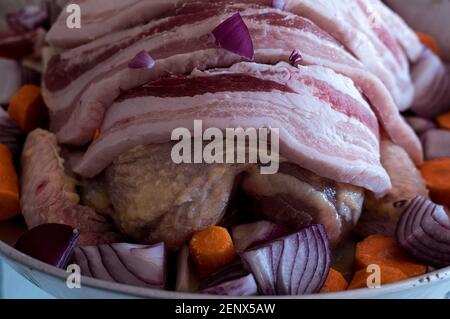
[73,242,167,289]
[7,3,50,32]
[421,130,450,160]
[212,13,254,60]
[397,196,450,268]
[241,224,331,296]
[201,274,258,296]
[232,220,292,254]
[272,0,286,10]
[15,224,79,269]
[128,50,155,69]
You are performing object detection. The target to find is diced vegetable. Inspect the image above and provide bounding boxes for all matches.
[8,84,48,133]
[404,116,437,135]
[397,196,450,268]
[0,144,20,221]
[189,226,237,278]
[200,261,258,296]
[240,225,331,295]
[354,235,427,278]
[74,242,166,288]
[0,108,23,156]
[212,13,254,60]
[7,3,50,33]
[128,50,155,69]
[0,58,21,104]
[15,224,79,268]
[231,221,291,254]
[437,112,450,130]
[421,129,450,160]
[320,268,348,293]
[417,32,441,57]
[289,50,303,67]
[420,158,450,208]
[347,265,408,290]
[176,245,200,293]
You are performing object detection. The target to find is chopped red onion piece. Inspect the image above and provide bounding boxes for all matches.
[201,274,258,296]
[128,50,155,69]
[0,108,24,156]
[15,224,79,268]
[421,129,450,160]
[176,245,200,292]
[397,196,450,268]
[200,261,257,296]
[241,225,331,295]
[7,3,49,32]
[289,50,303,67]
[0,58,21,104]
[212,13,254,60]
[232,221,291,254]
[74,242,166,288]
[404,116,437,135]
[272,0,286,10]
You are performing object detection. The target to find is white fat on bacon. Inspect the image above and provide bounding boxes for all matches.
[43,3,422,165]
[73,62,391,196]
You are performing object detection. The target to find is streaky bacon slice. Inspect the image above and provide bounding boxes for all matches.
[43,4,422,165]
[73,62,392,196]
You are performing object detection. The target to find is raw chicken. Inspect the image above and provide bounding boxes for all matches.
[354,140,428,237]
[104,143,248,250]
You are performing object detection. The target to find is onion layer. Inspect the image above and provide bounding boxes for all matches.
[241,224,331,295]
[128,50,155,69]
[397,196,450,268]
[15,223,79,268]
[199,261,258,296]
[212,13,254,60]
[232,221,291,254]
[421,130,450,160]
[74,242,166,288]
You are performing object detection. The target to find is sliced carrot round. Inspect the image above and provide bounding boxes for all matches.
[189,226,237,278]
[355,235,427,278]
[320,268,348,293]
[348,265,408,290]
[420,159,450,208]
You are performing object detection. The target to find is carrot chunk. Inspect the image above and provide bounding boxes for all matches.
[0,144,20,221]
[355,235,427,278]
[417,32,441,56]
[437,112,450,130]
[8,85,48,133]
[189,226,237,278]
[348,265,408,290]
[420,159,450,208]
[320,268,349,293]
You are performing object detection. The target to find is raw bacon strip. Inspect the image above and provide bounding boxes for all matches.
[281,0,413,111]
[73,62,391,196]
[43,4,422,165]
[46,0,184,48]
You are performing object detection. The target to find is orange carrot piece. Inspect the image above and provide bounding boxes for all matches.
[347,265,408,290]
[189,226,237,278]
[320,268,349,293]
[437,112,450,130]
[355,235,427,278]
[8,85,48,133]
[420,159,450,208]
[0,144,20,221]
[417,32,441,56]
